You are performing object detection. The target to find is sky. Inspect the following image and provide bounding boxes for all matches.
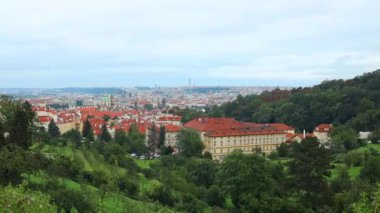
[1,0,380,88]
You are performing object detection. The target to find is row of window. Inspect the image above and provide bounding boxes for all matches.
[212,145,277,154]
[212,137,285,147]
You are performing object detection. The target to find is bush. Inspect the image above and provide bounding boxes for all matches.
[91,170,109,187]
[0,145,36,185]
[51,188,96,213]
[46,155,80,179]
[118,157,139,174]
[0,185,56,212]
[205,185,225,207]
[176,193,207,213]
[142,168,157,179]
[125,180,139,197]
[148,185,175,206]
[344,150,364,167]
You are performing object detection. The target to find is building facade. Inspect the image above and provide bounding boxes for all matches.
[184,117,294,160]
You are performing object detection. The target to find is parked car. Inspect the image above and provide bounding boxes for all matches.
[139,155,145,160]
[130,153,137,158]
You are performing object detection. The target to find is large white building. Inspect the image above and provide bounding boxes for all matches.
[184,117,294,160]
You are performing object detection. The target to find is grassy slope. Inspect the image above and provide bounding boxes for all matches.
[330,144,380,180]
[31,143,172,213]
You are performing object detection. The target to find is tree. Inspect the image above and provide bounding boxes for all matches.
[82,119,94,141]
[114,129,127,145]
[161,146,174,155]
[102,115,111,122]
[277,142,289,157]
[369,128,380,144]
[0,145,40,185]
[161,98,166,108]
[330,166,352,193]
[62,129,82,147]
[100,123,111,142]
[143,104,153,111]
[128,123,148,154]
[288,137,333,209]
[0,185,56,212]
[205,185,224,207]
[176,129,204,157]
[0,122,5,148]
[158,126,166,149]
[360,156,380,184]
[8,105,34,149]
[331,126,360,152]
[217,151,274,207]
[48,120,61,138]
[187,159,217,188]
[147,123,159,154]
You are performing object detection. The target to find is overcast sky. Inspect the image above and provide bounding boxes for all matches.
[1,0,380,88]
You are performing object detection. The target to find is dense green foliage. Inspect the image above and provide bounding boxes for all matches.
[216,70,380,132]
[48,119,61,138]
[100,123,112,142]
[176,129,204,157]
[82,119,94,141]
[1,71,380,212]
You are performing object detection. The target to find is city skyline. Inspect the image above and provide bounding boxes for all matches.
[1,0,380,87]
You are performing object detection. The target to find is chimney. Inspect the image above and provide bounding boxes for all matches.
[303,129,306,139]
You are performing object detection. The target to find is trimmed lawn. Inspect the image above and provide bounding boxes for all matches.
[133,158,157,169]
[330,163,361,180]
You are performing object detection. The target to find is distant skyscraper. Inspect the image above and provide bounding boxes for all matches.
[188,78,191,87]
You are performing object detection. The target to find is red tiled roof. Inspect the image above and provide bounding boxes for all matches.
[38,116,51,123]
[266,123,294,131]
[184,117,244,132]
[205,128,284,137]
[164,124,182,132]
[158,116,182,121]
[314,124,332,132]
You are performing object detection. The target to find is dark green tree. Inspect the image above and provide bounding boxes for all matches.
[360,156,380,184]
[330,166,352,193]
[143,104,154,111]
[288,137,333,209]
[102,115,111,122]
[9,105,34,149]
[114,129,127,145]
[100,123,111,142]
[0,145,42,185]
[187,159,217,188]
[176,129,204,157]
[128,123,148,154]
[158,126,166,149]
[369,128,380,144]
[0,122,5,147]
[331,126,360,151]
[161,98,166,108]
[216,151,273,207]
[82,119,94,141]
[147,123,159,154]
[62,129,82,147]
[48,120,61,138]
[277,142,289,157]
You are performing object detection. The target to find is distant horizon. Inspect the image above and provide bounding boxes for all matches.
[0,69,375,90]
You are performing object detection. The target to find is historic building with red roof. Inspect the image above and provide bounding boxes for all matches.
[313,124,333,143]
[183,117,295,160]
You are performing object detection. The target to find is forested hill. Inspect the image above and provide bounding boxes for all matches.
[218,70,380,132]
